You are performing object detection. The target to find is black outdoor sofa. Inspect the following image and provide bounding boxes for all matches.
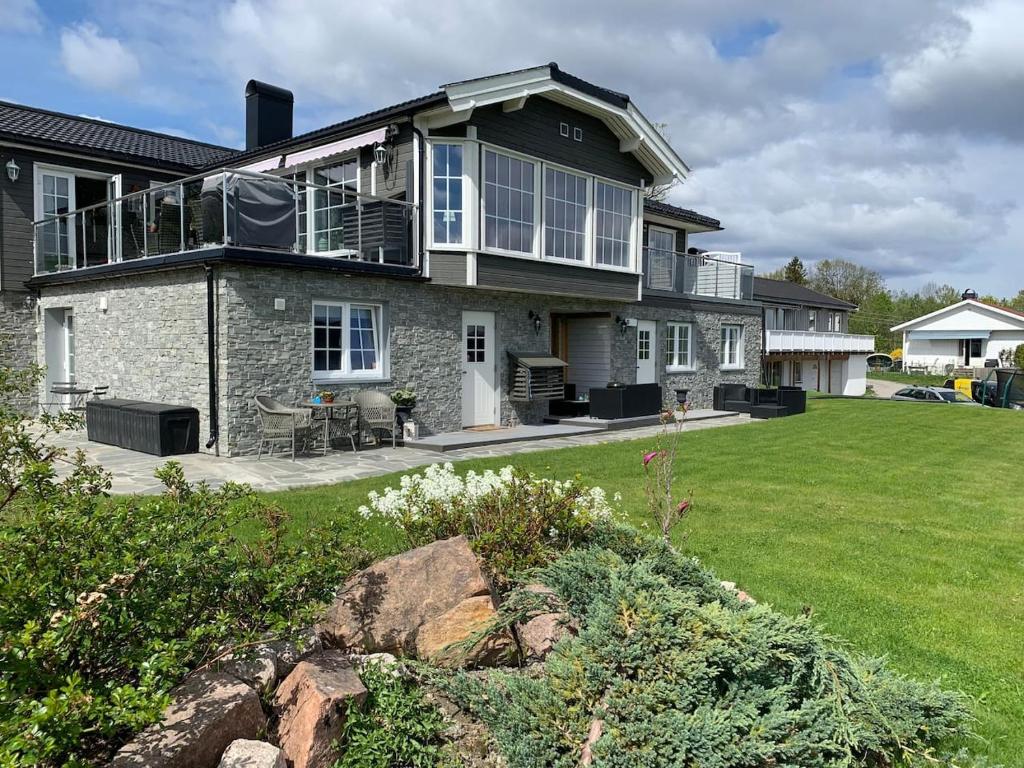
[713,384,807,419]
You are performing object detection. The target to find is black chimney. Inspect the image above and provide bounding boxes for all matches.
[245,80,293,151]
[962,288,978,301]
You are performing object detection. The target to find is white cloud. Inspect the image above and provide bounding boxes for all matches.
[1,0,43,33]
[60,23,140,91]
[885,0,1024,140]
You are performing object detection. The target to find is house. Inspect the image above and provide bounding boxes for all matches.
[754,277,875,396]
[21,63,763,455]
[0,101,234,410]
[891,290,1024,374]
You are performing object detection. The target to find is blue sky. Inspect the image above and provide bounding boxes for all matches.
[3,0,1023,298]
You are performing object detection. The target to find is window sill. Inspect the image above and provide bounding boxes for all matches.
[665,366,697,374]
[312,375,391,386]
[719,365,746,372]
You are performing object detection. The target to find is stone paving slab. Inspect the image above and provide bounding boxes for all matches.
[47,413,757,495]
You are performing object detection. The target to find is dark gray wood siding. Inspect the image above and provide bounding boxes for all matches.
[470,98,647,186]
[429,251,467,286]
[0,145,178,291]
[476,253,637,301]
[359,122,413,200]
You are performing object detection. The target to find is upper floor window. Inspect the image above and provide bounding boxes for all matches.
[432,144,463,245]
[594,181,633,268]
[543,167,587,261]
[808,310,816,331]
[720,323,744,369]
[827,311,843,332]
[665,322,694,370]
[312,300,384,380]
[298,157,359,254]
[484,149,535,254]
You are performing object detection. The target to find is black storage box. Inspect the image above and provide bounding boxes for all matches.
[589,383,662,419]
[121,402,200,456]
[86,399,145,447]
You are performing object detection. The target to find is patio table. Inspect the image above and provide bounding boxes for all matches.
[50,384,94,413]
[300,400,358,455]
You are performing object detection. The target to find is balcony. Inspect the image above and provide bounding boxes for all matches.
[643,248,754,301]
[765,329,875,354]
[32,169,416,277]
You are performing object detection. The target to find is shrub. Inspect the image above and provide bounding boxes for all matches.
[0,367,372,766]
[358,463,615,583]
[1014,344,1024,370]
[442,544,977,768]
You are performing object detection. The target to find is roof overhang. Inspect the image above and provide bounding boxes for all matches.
[642,211,721,233]
[891,299,1024,332]
[439,65,689,186]
[907,330,990,340]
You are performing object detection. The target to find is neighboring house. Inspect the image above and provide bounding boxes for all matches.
[25,63,762,455]
[754,277,875,396]
[891,291,1024,374]
[0,101,234,409]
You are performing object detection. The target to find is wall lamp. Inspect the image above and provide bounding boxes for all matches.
[615,315,629,334]
[373,142,389,166]
[528,310,543,335]
[5,159,19,183]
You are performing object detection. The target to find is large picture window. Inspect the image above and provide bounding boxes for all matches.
[594,181,634,268]
[543,167,587,261]
[665,322,694,370]
[301,158,358,254]
[432,143,463,245]
[719,324,744,369]
[484,149,535,254]
[312,301,384,380]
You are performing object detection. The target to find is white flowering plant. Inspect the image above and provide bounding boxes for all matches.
[359,463,617,582]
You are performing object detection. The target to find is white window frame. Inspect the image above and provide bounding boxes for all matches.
[592,177,637,272]
[298,154,361,257]
[719,323,744,370]
[310,300,388,383]
[541,162,590,265]
[807,310,816,332]
[481,145,540,258]
[665,321,694,372]
[426,140,470,250]
[647,225,676,255]
[791,360,803,385]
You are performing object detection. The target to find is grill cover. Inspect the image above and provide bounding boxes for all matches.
[508,352,567,402]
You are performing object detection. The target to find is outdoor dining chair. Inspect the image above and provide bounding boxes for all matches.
[354,390,399,448]
[254,395,312,461]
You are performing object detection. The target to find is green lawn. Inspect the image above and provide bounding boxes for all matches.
[266,399,1024,765]
[869,370,950,386]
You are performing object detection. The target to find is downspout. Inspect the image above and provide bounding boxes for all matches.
[204,264,219,451]
[411,123,427,271]
[760,304,767,386]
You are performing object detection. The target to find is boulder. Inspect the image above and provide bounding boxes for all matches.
[415,595,513,667]
[269,627,323,680]
[218,645,278,692]
[321,536,490,654]
[273,651,368,768]
[515,585,571,660]
[218,740,287,768]
[109,672,266,768]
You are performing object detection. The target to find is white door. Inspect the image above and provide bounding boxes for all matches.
[36,170,76,272]
[108,174,122,262]
[636,320,656,384]
[462,311,497,427]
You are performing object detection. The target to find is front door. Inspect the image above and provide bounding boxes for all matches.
[636,320,656,384]
[462,310,497,427]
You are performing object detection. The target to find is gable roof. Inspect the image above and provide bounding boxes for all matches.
[890,299,1024,332]
[0,100,236,172]
[643,199,722,232]
[753,277,857,310]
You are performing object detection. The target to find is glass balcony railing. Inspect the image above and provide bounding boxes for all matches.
[643,247,754,300]
[32,168,417,276]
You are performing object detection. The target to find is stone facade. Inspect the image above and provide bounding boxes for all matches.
[0,291,37,412]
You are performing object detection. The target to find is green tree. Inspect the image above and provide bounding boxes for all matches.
[783,256,808,285]
[809,259,885,306]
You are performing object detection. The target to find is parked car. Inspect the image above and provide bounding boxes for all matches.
[941,378,998,406]
[891,386,982,405]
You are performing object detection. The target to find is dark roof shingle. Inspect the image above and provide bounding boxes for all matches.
[0,101,236,170]
[753,277,857,310]
[643,199,722,230]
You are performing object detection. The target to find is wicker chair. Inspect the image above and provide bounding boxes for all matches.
[254,395,312,460]
[354,390,398,448]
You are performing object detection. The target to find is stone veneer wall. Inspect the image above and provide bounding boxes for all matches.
[35,269,223,448]
[0,291,38,412]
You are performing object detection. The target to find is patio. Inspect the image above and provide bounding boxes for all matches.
[48,410,754,494]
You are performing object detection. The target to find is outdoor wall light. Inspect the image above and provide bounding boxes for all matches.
[5,159,19,183]
[528,310,543,335]
[373,142,390,166]
[615,315,629,334]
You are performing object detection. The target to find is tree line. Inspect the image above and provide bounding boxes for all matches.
[762,257,1024,354]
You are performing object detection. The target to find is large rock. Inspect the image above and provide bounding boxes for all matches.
[415,595,513,667]
[516,584,571,660]
[273,651,368,768]
[109,672,266,768]
[217,645,278,692]
[321,536,490,654]
[218,740,287,768]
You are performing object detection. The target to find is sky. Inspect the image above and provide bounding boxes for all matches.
[2,0,1022,296]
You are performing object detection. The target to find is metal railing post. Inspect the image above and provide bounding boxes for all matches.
[356,193,363,260]
[222,174,229,245]
[293,177,301,253]
[79,211,86,270]
[179,183,185,253]
[142,195,149,257]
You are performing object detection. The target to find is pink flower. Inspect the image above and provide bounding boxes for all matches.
[642,451,664,467]
[677,499,690,513]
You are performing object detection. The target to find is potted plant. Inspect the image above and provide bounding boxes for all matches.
[673,388,689,406]
[391,388,417,421]
[318,390,335,404]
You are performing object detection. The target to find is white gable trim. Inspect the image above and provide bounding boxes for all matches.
[891,299,1024,332]
[441,67,689,186]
